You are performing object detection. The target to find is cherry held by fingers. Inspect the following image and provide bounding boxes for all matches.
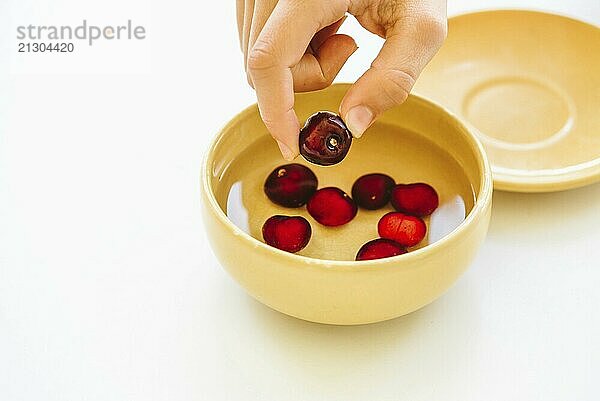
[378,212,427,247]
[262,215,312,253]
[391,183,439,216]
[307,187,357,226]
[264,163,318,207]
[356,238,407,261]
[299,112,353,166]
[352,173,395,210]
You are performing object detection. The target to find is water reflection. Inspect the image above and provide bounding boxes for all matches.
[428,195,466,243]
[226,181,250,234]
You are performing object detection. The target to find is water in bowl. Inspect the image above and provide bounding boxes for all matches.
[216,123,475,261]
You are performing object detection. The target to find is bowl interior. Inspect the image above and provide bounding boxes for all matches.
[207,85,486,261]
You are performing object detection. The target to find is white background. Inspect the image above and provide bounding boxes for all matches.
[1,1,599,400]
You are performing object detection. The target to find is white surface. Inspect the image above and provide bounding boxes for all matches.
[1,1,599,400]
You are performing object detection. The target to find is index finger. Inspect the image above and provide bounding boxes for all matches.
[247,0,344,160]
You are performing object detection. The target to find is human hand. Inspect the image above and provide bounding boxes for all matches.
[237,0,447,160]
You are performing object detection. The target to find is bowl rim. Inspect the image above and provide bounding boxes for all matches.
[201,84,493,269]
[448,7,600,30]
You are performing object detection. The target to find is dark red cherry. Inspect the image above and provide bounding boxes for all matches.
[356,238,407,261]
[262,215,312,253]
[378,212,426,247]
[390,183,439,216]
[299,111,353,166]
[264,163,318,207]
[306,187,357,226]
[351,173,395,210]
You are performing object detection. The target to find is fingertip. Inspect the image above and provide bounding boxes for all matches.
[326,33,358,55]
[343,105,373,138]
[276,140,297,161]
[313,33,358,81]
[340,67,413,135]
[264,112,300,161]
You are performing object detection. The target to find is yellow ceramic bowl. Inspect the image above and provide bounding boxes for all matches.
[201,84,493,325]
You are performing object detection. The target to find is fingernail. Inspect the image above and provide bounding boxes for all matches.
[276,140,296,161]
[345,105,373,138]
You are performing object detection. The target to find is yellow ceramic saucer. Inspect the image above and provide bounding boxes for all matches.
[414,10,600,192]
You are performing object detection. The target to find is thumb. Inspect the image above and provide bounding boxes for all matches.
[339,17,447,138]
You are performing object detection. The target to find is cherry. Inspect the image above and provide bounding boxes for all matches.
[306,187,357,226]
[351,173,395,210]
[390,183,439,217]
[356,238,407,261]
[264,163,318,207]
[378,212,427,247]
[262,215,312,253]
[299,111,353,166]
